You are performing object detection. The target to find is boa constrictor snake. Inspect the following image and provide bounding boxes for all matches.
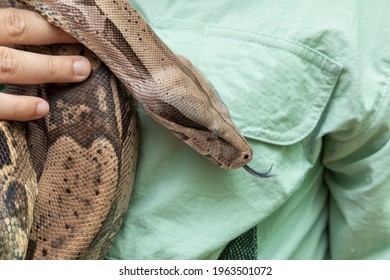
[0,0,270,260]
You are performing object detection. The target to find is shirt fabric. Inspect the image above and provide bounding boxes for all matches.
[102,0,390,260]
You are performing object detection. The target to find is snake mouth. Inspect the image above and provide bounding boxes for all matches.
[203,148,253,170]
[205,148,275,178]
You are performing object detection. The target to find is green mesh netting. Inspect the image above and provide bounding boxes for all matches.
[218,226,257,260]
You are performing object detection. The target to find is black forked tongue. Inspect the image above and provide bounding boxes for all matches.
[243,164,274,178]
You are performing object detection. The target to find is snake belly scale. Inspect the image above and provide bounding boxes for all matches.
[0,0,262,259]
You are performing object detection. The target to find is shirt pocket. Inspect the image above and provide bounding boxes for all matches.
[198,26,343,146]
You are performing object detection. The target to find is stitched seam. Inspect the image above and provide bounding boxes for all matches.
[152,17,341,72]
[207,26,340,72]
[209,33,333,75]
[155,16,317,53]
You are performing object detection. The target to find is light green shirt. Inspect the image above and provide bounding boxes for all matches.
[106,0,390,259]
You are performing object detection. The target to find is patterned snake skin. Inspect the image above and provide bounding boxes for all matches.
[0,0,267,259]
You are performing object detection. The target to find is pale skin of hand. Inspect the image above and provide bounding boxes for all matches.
[0,8,91,121]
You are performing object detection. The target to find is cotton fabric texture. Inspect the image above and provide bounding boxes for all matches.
[99,0,389,260]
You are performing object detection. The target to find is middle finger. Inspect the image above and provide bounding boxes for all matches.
[0,46,91,84]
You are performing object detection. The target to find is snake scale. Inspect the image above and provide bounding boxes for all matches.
[0,0,269,260]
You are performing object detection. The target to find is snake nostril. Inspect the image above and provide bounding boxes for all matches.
[244,154,249,160]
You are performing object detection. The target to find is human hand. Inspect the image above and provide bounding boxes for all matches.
[0,8,91,121]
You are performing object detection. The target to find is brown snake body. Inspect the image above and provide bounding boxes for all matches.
[0,0,267,259]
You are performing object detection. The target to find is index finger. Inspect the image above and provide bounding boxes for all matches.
[0,8,77,46]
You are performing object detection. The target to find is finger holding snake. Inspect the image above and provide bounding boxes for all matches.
[0,7,91,121]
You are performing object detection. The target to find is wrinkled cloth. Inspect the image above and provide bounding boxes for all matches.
[12,0,383,260]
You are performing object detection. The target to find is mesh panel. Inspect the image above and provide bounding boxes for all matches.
[218,226,257,260]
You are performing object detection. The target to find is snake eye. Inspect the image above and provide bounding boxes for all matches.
[207,131,219,141]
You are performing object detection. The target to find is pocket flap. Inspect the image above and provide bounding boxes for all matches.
[200,27,343,145]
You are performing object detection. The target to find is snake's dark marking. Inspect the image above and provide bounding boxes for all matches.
[0,131,12,169]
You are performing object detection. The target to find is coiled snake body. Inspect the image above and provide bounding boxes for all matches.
[0,0,265,259]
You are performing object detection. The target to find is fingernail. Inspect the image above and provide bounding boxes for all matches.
[36,102,49,116]
[73,58,91,77]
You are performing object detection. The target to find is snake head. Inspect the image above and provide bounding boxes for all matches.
[173,127,253,170]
